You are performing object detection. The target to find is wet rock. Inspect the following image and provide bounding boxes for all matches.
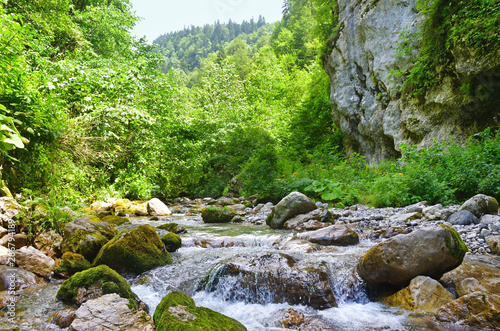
[69,293,154,331]
[284,208,333,230]
[15,246,55,278]
[48,308,76,328]
[161,232,182,252]
[266,192,317,229]
[199,253,336,310]
[382,276,455,313]
[0,265,41,291]
[295,219,328,232]
[100,215,131,226]
[455,278,488,297]
[54,252,91,277]
[485,235,500,255]
[0,233,27,249]
[459,194,499,218]
[153,291,247,331]
[57,265,139,306]
[275,308,332,330]
[61,217,115,262]
[298,224,359,246]
[447,210,479,226]
[435,292,500,329]
[201,207,236,223]
[94,224,172,274]
[357,226,467,287]
[148,198,172,216]
[157,222,186,234]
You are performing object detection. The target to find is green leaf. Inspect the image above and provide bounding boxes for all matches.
[4,134,25,148]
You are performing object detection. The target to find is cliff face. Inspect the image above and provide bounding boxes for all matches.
[324,0,500,163]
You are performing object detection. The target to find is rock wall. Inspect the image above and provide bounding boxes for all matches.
[324,0,500,163]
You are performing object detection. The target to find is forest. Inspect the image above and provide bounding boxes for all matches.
[1,0,500,231]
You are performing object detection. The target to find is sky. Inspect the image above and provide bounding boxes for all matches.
[130,0,285,43]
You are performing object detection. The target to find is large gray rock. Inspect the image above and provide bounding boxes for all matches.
[459,194,499,218]
[147,198,172,216]
[447,210,479,226]
[266,192,317,229]
[69,294,154,331]
[357,226,467,287]
[298,224,359,246]
[324,0,500,164]
[15,246,55,277]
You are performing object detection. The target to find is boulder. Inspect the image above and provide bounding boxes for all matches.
[161,232,182,252]
[198,253,336,310]
[15,246,55,277]
[34,230,63,256]
[148,198,172,216]
[54,252,91,277]
[266,192,317,229]
[90,201,113,216]
[294,219,328,232]
[201,207,236,223]
[69,293,154,331]
[459,194,499,218]
[357,225,468,287]
[297,224,359,246]
[61,217,115,262]
[455,278,488,297]
[130,201,149,216]
[48,308,77,328]
[0,233,27,249]
[382,276,455,313]
[100,215,130,226]
[56,265,138,306]
[153,291,247,331]
[435,292,500,329]
[157,222,186,234]
[485,235,500,255]
[0,265,40,291]
[283,208,333,230]
[447,210,479,226]
[114,198,132,216]
[93,224,172,274]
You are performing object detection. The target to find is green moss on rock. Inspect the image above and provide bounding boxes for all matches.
[56,265,136,304]
[161,233,182,252]
[153,291,247,331]
[55,252,91,277]
[201,207,236,223]
[440,224,468,260]
[101,215,131,226]
[93,224,173,274]
[158,223,178,231]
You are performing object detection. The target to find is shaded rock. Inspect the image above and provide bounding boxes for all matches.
[161,232,182,252]
[69,293,154,331]
[62,217,115,262]
[283,208,333,230]
[0,226,7,238]
[56,265,138,306]
[0,265,41,291]
[266,192,317,229]
[198,253,336,310]
[447,210,479,226]
[201,207,236,223]
[455,278,488,297]
[34,230,62,256]
[153,291,247,331]
[459,194,499,218]
[357,226,467,287]
[0,233,27,249]
[382,276,455,313]
[485,235,500,255]
[298,224,359,246]
[15,246,55,277]
[90,201,113,216]
[48,308,76,328]
[100,215,130,226]
[157,222,186,234]
[54,252,91,277]
[148,198,172,216]
[435,292,500,329]
[93,224,172,274]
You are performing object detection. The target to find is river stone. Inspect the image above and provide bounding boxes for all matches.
[435,292,500,329]
[148,198,172,216]
[0,265,41,291]
[61,217,115,262]
[485,235,500,255]
[0,233,27,249]
[69,293,154,331]
[198,253,336,310]
[382,276,455,313]
[201,207,236,223]
[0,226,6,238]
[356,225,467,287]
[130,201,149,216]
[0,245,9,265]
[15,246,55,277]
[447,210,479,226]
[283,208,333,230]
[48,308,77,328]
[389,212,421,223]
[266,192,317,229]
[54,252,91,277]
[459,194,499,218]
[93,224,172,274]
[422,204,444,220]
[298,224,359,246]
[455,278,488,297]
[153,291,247,331]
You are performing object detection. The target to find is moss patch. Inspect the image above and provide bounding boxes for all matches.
[440,224,468,260]
[101,215,131,226]
[63,229,112,262]
[161,232,182,252]
[201,207,236,223]
[93,224,173,274]
[55,252,91,277]
[153,291,247,331]
[158,223,179,231]
[56,265,136,305]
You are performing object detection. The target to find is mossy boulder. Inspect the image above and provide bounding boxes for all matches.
[153,291,247,331]
[161,233,182,252]
[62,217,115,262]
[56,265,137,306]
[93,224,172,274]
[459,194,499,218]
[266,192,317,229]
[101,215,131,226]
[157,222,186,234]
[55,252,91,277]
[201,207,236,223]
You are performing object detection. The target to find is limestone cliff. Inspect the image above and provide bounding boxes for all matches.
[324,0,500,163]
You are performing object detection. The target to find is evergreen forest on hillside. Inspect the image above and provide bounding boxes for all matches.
[1,0,500,232]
